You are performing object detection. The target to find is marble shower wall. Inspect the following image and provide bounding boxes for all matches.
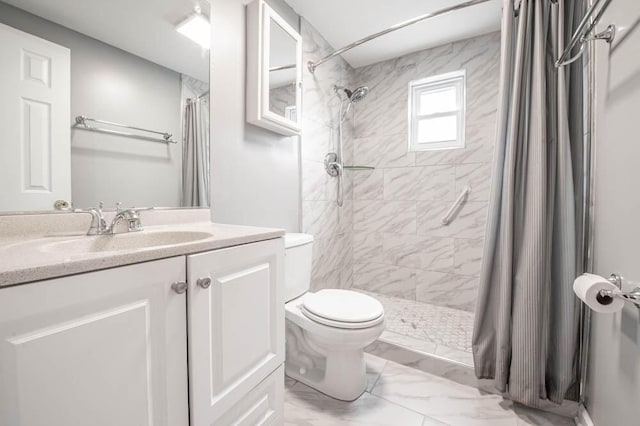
[350,32,501,312]
[300,19,356,291]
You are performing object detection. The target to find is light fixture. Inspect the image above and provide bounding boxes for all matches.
[176,9,210,50]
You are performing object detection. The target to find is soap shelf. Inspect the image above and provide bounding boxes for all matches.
[343,165,375,171]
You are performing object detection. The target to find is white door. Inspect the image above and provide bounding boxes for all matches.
[0,257,189,426]
[0,23,71,211]
[187,239,285,426]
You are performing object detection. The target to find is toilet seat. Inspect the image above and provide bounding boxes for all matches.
[301,289,384,329]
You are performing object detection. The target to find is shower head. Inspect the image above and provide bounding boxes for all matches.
[344,86,369,103]
[334,85,370,104]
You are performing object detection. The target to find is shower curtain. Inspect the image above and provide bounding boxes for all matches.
[472,0,585,407]
[182,97,210,207]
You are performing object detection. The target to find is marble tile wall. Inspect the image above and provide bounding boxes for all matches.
[300,19,356,291]
[350,32,501,312]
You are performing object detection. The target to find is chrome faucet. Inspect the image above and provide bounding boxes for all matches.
[82,202,108,235]
[108,203,152,233]
[78,202,152,235]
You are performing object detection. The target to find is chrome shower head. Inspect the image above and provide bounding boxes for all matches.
[345,86,369,103]
[334,85,370,104]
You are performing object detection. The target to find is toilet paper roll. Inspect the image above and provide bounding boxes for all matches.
[573,273,625,313]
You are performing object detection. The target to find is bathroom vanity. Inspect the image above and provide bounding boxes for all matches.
[0,212,285,426]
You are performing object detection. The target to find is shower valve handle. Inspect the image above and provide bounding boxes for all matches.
[324,152,342,177]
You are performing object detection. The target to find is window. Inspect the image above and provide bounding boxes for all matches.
[408,70,465,151]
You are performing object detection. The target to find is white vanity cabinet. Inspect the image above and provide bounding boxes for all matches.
[0,238,285,426]
[0,257,189,426]
[187,238,285,425]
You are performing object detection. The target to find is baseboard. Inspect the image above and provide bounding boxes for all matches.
[575,404,595,426]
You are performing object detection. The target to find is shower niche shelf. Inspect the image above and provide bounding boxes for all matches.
[343,165,376,170]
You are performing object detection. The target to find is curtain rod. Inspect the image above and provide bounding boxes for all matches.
[307,0,493,74]
[555,0,614,67]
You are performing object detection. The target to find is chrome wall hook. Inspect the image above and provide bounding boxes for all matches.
[555,0,615,67]
[583,24,616,44]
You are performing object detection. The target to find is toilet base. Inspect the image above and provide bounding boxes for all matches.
[285,349,367,401]
[285,320,370,401]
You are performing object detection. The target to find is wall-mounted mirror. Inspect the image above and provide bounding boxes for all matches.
[0,0,211,213]
[247,0,302,136]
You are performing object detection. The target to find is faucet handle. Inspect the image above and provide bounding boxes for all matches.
[129,206,154,213]
[98,201,104,212]
[116,202,122,213]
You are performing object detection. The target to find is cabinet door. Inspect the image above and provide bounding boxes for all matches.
[187,238,284,426]
[0,257,189,426]
[216,365,284,426]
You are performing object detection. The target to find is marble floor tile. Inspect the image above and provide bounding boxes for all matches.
[512,403,576,426]
[421,415,450,425]
[285,359,575,426]
[286,376,297,389]
[370,362,517,424]
[285,381,425,426]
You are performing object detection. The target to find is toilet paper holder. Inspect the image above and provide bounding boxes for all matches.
[598,273,640,309]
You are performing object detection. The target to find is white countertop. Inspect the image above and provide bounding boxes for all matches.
[0,214,284,287]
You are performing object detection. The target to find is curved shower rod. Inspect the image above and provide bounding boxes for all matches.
[307,0,493,74]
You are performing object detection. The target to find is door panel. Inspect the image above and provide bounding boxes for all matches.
[0,22,70,211]
[187,238,284,426]
[217,366,284,426]
[0,257,188,426]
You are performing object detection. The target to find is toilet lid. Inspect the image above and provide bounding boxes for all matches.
[302,289,384,324]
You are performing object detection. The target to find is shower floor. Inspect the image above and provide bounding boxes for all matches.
[358,291,474,366]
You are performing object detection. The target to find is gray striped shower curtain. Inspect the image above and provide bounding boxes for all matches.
[472,0,585,407]
[182,97,210,207]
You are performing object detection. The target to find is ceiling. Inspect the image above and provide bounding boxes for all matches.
[283,0,502,69]
[3,0,210,82]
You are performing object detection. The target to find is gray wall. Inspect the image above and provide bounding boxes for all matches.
[0,1,183,209]
[209,0,300,231]
[586,0,640,424]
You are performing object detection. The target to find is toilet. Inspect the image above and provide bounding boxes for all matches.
[283,233,385,401]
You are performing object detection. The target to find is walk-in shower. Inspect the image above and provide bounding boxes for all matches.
[324,85,370,207]
[299,0,504,375]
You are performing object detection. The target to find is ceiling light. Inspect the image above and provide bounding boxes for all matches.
[177,13,210,49]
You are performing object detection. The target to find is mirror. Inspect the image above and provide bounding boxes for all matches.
[0,0,210,212]
[247,0,301,136]
[268,18,297,121]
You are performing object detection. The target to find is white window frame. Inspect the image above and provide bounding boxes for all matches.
[408,70,466,151]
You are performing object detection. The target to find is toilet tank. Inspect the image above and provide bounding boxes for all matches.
[284,233,314,302]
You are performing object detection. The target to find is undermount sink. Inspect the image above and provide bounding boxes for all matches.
[40,230,214,253]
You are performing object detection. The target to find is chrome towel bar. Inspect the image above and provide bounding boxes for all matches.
[74,115,177,144]
[441,186,471,225]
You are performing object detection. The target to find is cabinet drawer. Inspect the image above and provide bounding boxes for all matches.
[216,365,284,426]
[187,238,285,426]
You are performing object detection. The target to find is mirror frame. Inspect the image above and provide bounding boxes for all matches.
[246,0,302,136]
